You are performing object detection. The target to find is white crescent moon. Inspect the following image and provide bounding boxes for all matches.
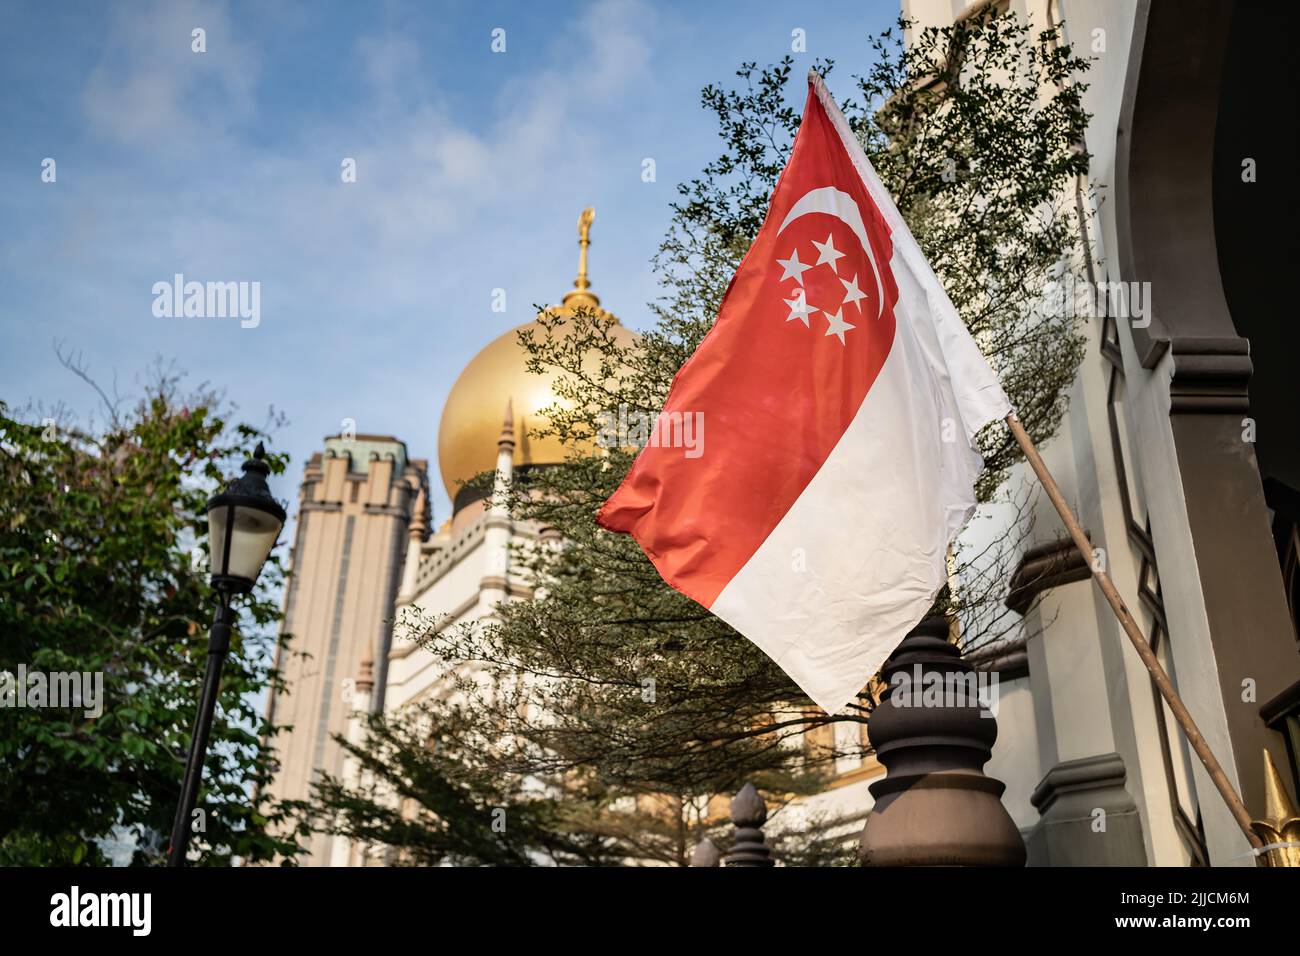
[777,186,884,320]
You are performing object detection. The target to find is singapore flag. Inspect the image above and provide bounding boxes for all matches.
[598,73,1011,715]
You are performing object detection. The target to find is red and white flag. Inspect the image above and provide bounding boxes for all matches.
[597,73,1011,715]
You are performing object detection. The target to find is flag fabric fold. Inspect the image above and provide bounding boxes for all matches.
[597,72,1012,715]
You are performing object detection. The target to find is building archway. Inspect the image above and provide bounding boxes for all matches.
[1114,0,1299,827]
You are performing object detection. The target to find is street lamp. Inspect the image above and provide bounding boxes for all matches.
[167,442,285,867]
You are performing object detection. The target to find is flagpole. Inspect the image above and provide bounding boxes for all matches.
[1005,412,1263,851]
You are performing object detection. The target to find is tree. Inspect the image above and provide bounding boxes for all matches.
[295,705,627,866]
[0,355,300,865]
[307,10,1092,865]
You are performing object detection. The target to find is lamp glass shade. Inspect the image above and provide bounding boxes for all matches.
[208,501,282,589]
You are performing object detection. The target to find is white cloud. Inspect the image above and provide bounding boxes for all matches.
[15,0,662,514]
[82,0,259,147]
[73,0,656,266]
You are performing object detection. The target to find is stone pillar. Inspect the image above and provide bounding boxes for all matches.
[1026,753,1147,866]
[689,838,721,867]
[725,783,774,867]
[859,617,1026,866]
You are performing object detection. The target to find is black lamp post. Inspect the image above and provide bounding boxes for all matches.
[167,442,285,867]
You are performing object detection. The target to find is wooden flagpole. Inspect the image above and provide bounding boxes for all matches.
[1005,412,1263,851]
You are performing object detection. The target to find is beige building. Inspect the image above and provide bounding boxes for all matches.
[264,435,429,863]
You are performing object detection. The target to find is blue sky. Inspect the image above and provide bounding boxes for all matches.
[0,0,899,518]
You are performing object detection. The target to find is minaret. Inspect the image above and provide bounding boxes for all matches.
[262,433,426,865]
[396,485,428,606]
[479,399,514,615]
[329,650,374,867]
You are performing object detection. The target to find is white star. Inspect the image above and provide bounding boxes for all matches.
[776,248,813,286]
[840,273,868,314]
[823,308,855,345]
[812,234,846,274]
[783,291,819,327]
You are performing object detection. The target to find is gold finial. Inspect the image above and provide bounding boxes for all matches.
[560,207,603,311]
[575,207,595,291]
[1250,749,1300,866]
[555,205,611,316]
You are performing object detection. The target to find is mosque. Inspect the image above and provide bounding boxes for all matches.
[265,0,1300,867]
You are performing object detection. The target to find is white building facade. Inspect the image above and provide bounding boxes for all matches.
[893,0,1299,866]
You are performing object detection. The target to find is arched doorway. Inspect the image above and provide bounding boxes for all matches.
[1114,0,1299,839]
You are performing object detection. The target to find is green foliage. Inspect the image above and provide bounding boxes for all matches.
[296,706,625,866]
[0,366,300,866]
[308,11,1092,865]
[664,13,1091,498]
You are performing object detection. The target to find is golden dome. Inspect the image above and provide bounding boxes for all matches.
[437,208,639,506]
